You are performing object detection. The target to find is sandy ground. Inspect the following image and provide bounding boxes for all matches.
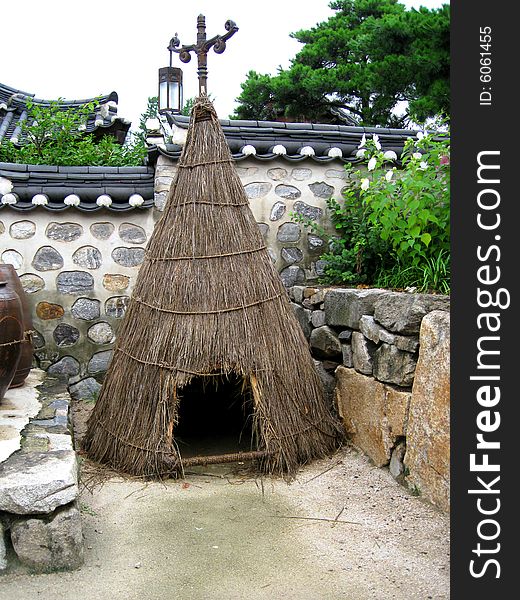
[0,445,449,600]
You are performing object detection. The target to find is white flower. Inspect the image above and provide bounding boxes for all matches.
[360,178,370,191]
[96,194,112,207]
[64,194,80,206]
[416,131,424,140]
[356,148,367,158]
[412,152,422,160]
[367,157,377,171]
[383,150,397,161]
[129,194,144,207]
[327,147,343,158]
[241,145,256,156]
[1,193,17,205]
[357,134,367,149]
[31,194,48,206]
[0,177,13,196]
[299,146,315,156]
[373,134,382,150]
[272,144,287,155]
[419,161,428,170]
[385,169,394,182]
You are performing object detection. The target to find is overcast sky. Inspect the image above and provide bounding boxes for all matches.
[2,0,448,131]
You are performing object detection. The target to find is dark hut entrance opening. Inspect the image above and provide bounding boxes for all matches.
[174,373,256,464]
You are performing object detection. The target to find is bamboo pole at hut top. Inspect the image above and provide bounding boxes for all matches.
[83,95,343,478]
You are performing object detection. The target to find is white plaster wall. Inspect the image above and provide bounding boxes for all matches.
[0,209,158,379]
[1,155,350,377]
[155,155,348,283]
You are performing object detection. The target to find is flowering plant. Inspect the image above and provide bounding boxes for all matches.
[292,125,450,292]
[351,129,450,273]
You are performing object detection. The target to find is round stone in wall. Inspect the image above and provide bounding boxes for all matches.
[154,191,168,212]
[0,220,4,235]
[53,323,80,347]
[112,247,145,267]
[244,182,272,200]
[325,169,347,179]
[56,271,94,295]
[293,201,323,221]
[71,297,100,321]
[267,168,288,181]
[87,322,115,345]
[1,249,23,270]
[103,274,130,292]
[309,182,335,199]
[257,223,269,239]
[275,184,301,200]
[31,330,46,349]
[291,168,312,181]
[277,222,301,243]
[32,246,64,271]
[235,166,258,177]
[19,273,45,294]
[48,356,80,377]
[308,234,325,250]
[46,222,83,242]
[316,260,327,276]
[270,201,286,221]
[105,296,129,318]
[36,302,65,320]
[9,220,36,239]
[90,222,115,240]
[119,223,147,245]
[281,247,303,264]
[72,246,102,269]
[280,266,305,287]
[88,350,113,374]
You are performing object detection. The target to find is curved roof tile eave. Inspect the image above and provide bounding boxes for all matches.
[151,111,420,165]
[0,81,130,146]
[0,162,154,212]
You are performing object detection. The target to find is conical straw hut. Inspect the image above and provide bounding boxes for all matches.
[83,96,343,478]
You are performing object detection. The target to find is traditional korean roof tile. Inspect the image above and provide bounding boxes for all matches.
[147,111,417,164]
[0,82,131,145]
[0,163,154,212]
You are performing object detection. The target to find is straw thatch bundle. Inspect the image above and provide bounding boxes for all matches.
[83,95,343,478]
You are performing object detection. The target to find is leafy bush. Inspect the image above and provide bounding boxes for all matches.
[292,189,392,285]
[292,126,450,293]
[0,98,146,166]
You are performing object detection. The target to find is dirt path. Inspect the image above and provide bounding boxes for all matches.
[0,446,449,600]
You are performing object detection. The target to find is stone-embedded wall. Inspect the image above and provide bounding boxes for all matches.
[289,286,450,511]
[1,155,349,379]
[0,209,158,384]
[154,155,346,285]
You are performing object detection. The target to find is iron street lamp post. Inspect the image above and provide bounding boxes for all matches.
[168,14,238,96]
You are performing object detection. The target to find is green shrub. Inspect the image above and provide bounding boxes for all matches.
[292,190,392,285]
[292,126,450,293]
[0,98,146,166]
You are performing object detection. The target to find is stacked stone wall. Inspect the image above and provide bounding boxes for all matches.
[289,286,450,511]
[0,371,83,573]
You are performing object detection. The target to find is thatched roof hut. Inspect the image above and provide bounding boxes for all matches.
[83,96,343,478]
